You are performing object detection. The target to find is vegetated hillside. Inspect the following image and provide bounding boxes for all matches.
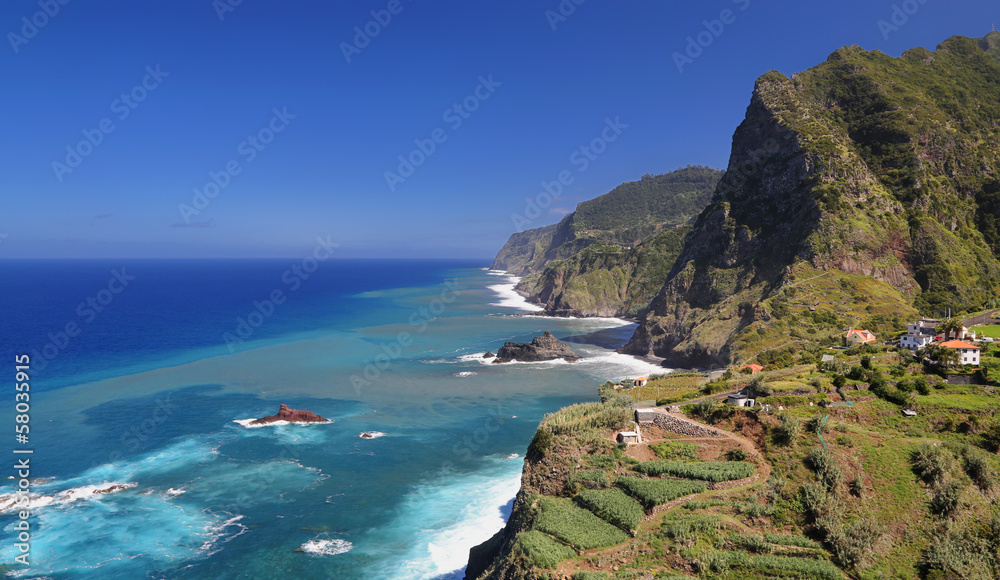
[491,166,722,277]
[624,33,1000,368]
[467,348,1000,580]
[525,226,690,318]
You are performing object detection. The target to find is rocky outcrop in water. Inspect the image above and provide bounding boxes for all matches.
[492,331,581,363]
[249,404,329,425]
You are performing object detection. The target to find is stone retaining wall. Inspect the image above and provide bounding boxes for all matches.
[638,412,723,438]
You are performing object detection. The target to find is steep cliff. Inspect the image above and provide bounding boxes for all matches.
[624,34,1000,367]
[492,167,722,277]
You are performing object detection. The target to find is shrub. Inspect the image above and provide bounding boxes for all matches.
[650,441,697,461]
[929,479,963,516]
[734,501,775,520]
[772,413,801,446]
[634,460,755,482]
[835,434,853,447]
[575,489,644,531]
[832,374,846,389]
[572,573,609,580]
[763,532,822,550]
[615,477,706,509]
[534,497,629,550]
[861,356,872,370]
[529,428,553,456]
[806,447,843,492]
[958,447,997,490]
[693,399,719,421]
[825,518,882,569]
[729,533,771,553]
[725,448,748,461]
[914,376,931,395]
[698,551,843,579]
[517,530,576,569]
[659,512,722,541]
[910,443,954,485]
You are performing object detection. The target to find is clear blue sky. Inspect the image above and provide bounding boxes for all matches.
[2,0,995,259]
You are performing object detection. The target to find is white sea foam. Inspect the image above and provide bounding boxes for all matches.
[485,269,509,276]
[300,538,353,556]
[200,514,249,557]
[0,481,137,514]
[358,431,387,439]
[453,371,478,377]
[166,487,186,497]
[487,275,544,312]
[365,464,522,580]
[233,418,332,428]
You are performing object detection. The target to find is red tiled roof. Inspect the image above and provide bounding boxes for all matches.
[738,364,764,372]
[939,340,980,350]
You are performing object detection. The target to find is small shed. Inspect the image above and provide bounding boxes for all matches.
[821,354,835,363]
[633,377,648,387]
[634,408,657,423]
[902,409,918,417]
[617,431,640,444]
[727,394,755,407]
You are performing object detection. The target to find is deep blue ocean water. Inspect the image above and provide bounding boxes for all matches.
[0,259,666,579]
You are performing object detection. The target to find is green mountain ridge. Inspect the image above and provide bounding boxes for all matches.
[492,166,722,317]
[624,33,1000,367]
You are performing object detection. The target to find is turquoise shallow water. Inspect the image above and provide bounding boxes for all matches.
[0,261,665,579]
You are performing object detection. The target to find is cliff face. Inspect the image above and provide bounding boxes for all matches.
[624,35,1000,367]
[493,167,722,313]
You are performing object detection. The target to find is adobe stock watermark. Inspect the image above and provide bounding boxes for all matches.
[511,116,627,231]
[212,0,245,21]
[340,0,413,63]
[29,268,136,372]
[177,107,295,224]
[7,0,71,54]
[384,75,501,192]
[545,0,586,31]
[51,66,169,182]
[349,279,463,394]
[221,236,338,353]
[877,0,928,41]
[672,0,750,73]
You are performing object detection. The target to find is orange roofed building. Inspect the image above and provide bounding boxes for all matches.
[846,328,877,347]
[939,340,981,366]
[738,364,763,374]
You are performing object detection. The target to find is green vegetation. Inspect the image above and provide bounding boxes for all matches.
[614,477,706,510]
[763,532,822,550]
[516,530,576,569]
[699,551,844,579]
[649,441,697,460]
[542,402,632,436]
[575,488,644,532]
[533,496,629,550]
[635,460,755,482]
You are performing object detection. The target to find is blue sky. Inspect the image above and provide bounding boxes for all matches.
[2,0,996,259]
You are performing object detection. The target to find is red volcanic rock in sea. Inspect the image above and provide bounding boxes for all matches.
[249,404,330,425]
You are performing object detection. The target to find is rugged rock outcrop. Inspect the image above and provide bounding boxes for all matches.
[624,35,1000,367]
[492,331,581,363]
[249,404,329,425]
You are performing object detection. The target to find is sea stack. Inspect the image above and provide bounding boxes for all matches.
[492,331,582,363]
[249,404,330,425]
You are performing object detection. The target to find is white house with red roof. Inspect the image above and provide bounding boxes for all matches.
[939,340,981,366]
[845,328,877,347]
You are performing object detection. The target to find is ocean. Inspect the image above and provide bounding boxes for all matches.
[0,259,665,579]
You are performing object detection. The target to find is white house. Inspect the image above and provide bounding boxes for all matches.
[940,340,981,366]
[901,318,938,351]
[901,333,934,351]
